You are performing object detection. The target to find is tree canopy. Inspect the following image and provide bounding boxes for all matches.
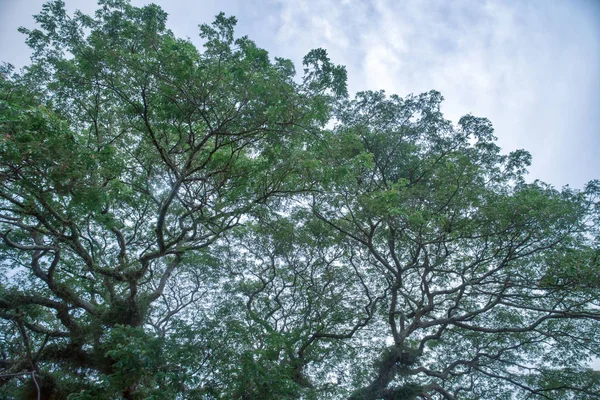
[1,1,599,399]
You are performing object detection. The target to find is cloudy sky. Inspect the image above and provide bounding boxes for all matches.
[1,0,598,189]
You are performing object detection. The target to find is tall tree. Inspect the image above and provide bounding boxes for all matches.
[311,90,600,399]
[1,1,599,399]
[0,1,345,398]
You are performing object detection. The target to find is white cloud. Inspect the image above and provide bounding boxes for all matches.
[272,0,599,188]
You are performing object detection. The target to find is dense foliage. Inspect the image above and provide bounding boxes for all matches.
[1,1,599,399]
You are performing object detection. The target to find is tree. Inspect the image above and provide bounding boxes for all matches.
[309,91,600,399]
[0,1,345,398]
[0,1,598,399]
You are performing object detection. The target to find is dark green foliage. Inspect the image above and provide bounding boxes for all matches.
[1,1,599,399]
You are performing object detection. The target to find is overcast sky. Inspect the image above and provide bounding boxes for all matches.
[1,0,598,189]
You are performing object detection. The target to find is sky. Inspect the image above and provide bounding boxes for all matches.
[0,0,598,189]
